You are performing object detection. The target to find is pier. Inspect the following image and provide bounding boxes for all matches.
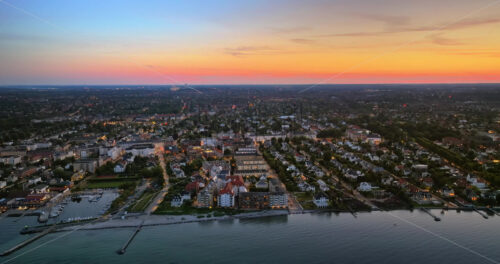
[1,226,55,256]
[117,221,143,255]
[420,208,441,221]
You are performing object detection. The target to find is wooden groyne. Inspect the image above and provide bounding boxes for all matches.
[1,226,54,256]
[420,208,441,221]
[472,207,489,219]
[485,207,500,217]
[346,206,357,218]
[117,221,143,255]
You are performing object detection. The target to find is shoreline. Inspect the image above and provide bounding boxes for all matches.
[56,210,291,232]
[53,206,500,233]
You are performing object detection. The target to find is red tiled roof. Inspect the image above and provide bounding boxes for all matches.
[220,182,234,195]
[185,181,201,192]
[226,175,245,186]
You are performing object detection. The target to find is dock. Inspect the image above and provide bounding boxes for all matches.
[0,226,55,256]
[420,208,441,221]
[117,221,143,255]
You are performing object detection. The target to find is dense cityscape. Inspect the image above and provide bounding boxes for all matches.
[0,85,499,260]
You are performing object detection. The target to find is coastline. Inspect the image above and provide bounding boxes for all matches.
[56,210,292,232]
[11,205,499,235]
[54,206,499,233]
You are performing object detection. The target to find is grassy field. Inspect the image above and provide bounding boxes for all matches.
[294,192,316,210]
[85,177,139,189]
[128,190,157,212]
[86,181,132,189]
[154,204,244,216]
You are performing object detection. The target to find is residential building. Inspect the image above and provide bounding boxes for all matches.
[357,182,372,192]
[73,159,97,173]
[239,192,269,210]
[218,183,235,208]
[197,188,214,208]
[313,192,329,208]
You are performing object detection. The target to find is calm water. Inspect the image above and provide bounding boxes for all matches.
[1,210,499,264]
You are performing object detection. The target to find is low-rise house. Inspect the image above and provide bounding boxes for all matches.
[441,186,455,197]
[0,155,22,166]
[295,154,305,162]
[71,171,85,182]
[171,164,186,178]
[185,181,203,194]
[313,168,325,178]
[317,179,329,192]
[7,175,18,183]
[28,176,42,185]
[466,174,487,189]
[19,167,38,178]
[357,182,372,192]
[381,176,393,186]
[313,192,329,208]
[33,184,49,194]
[411,191,434,205]
[344,169,364,181]
[170,195,184,207]
[114,162,127,173]
[180,191,191,201]
[23,194,49,207]
[422,177,434,189]
[298,181,316,192]
[465,189,479,201]
[255,176,269,190]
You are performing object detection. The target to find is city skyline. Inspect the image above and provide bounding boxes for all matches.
[1,0,500,85]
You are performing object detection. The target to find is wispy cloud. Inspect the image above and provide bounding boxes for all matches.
[320,16,500,38]
[428,34,463,46]
[290,38,316,45]
[358,13,411,26]
[448,51,500,57]
[223,46,282,57]
[269,26,312,34]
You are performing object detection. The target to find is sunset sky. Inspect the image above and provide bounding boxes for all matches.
[1,0,500,85]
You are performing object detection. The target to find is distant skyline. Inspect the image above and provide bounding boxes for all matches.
[1,0,500,85]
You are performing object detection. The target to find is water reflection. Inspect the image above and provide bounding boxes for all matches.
[238,215,288,225]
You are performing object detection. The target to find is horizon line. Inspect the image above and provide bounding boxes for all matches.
[1,82,500,88]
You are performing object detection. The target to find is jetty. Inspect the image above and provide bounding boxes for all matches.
[1,226,55,256]
[117,221,143,255]
[420,208,441,221]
